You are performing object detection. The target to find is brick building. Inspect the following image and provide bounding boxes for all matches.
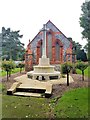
[25,20,76,71]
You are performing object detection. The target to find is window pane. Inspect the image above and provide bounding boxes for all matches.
[47,33,52,60]
[56,42,60,60]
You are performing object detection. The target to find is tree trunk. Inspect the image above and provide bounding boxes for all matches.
[82,70,84,81]
[20,68,22,73]
[67,71,69,86]
[9,70,11,77]
[7,71,8,81]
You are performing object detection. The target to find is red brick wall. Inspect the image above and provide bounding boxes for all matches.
[25,32,75,71]
[25,42,33,71]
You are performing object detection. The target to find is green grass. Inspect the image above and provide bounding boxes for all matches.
[1,83,51,118]
[76,66,90,78]
[0,68,23,77]
[2,95,51,118]
[11,68,22,74]
[54,87,89,118]
[0,83,6,94]
[0,84,2,93]
[0,71,6,77]
[1,87,89,119]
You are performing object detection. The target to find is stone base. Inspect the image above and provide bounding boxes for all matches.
[34,65,55,73]
[27,57,60,80]
[27,71,60,80]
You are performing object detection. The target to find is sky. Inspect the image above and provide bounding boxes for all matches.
[0,0,87,48]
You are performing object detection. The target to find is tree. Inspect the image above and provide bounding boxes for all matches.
[72,40,87,61]
[80,1,90,40]
[0,33,2,58]
[18,63,25,73]
[79,1,90,61]
[2,61,15,81]
[76,49,87,61]
[2,27,25,60]
[61,63,72,86]
[76,62,88,81]
[84,43,88,53]
[84,43,88,59]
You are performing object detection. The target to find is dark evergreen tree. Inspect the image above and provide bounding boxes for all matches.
[76,49,87,62]
[72,40,87,61]
[84,43,88,53]
[2,27,25,60]
[80,1,90,61]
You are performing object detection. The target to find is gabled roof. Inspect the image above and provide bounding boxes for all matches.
[30,31,41,44]
[46,20,68,39]
[30,20,70,44]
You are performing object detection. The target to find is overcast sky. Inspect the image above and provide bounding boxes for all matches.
[0,0,87,48]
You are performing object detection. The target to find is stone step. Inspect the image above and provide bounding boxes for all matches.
[16,84,52,95]
[16,87,46,93]
[13,92,43,97]
[17,84,46,90]
[7,82,21,95]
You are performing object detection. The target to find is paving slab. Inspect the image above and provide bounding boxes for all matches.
[13,92,42,97]
[14,74,74,86]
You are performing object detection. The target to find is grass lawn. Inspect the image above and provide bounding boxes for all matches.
[54,87,89,118]
[1,83,51,118]
[0,84,2,93]
[2,95,51,118]
[0,84,5,94]
[1,86,89,119]
[76,66,90,78]
[0,68,24,77]
[0,71,6,77]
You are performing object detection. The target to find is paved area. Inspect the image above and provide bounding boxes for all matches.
[8,74,74,97]
[14,74,74,86]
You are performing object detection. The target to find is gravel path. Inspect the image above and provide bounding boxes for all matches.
[51,74,89,98]
[1,71,26,90]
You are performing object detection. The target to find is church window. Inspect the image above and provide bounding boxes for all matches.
[40,41,42,57]
[56,42,60,60]
[47,33,52,60]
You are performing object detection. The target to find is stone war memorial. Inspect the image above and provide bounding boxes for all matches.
[27,24,60,81]
[7,20,74,97]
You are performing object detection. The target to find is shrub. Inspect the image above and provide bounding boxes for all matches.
[61,62,72,74]
[18,62,25,73]
[61,62,73,86]
[76,61,88,81]
[2,60,15,80]
[71,63,76,74]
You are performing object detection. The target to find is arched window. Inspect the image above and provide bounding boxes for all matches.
[56,42,60,60]
[47,33,52,60]
[40,41,42,57]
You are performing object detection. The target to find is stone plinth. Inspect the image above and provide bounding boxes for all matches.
[34,58,54,73]
[34,66,54,73]
[38,58,50,66]
[27,58,60,80]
